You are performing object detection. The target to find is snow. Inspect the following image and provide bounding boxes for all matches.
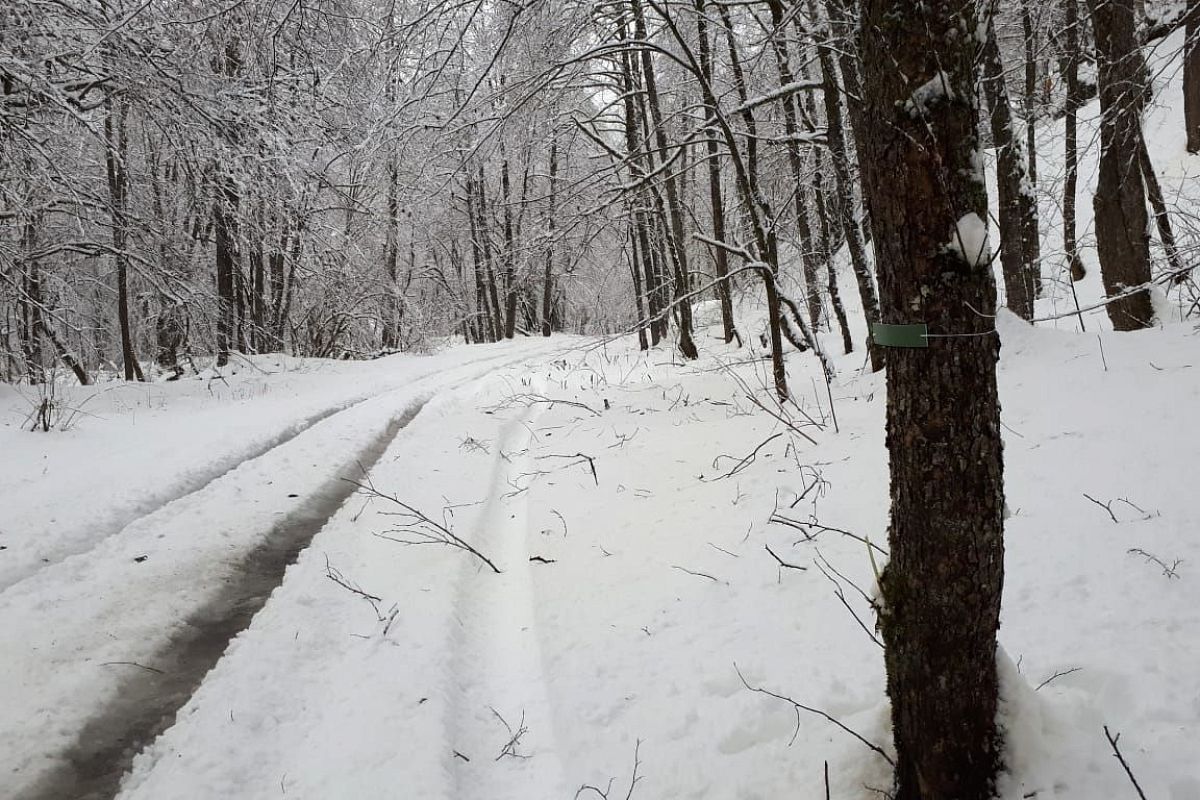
[903,70,955,117]
[948,210,991,267]
[6,298,1200,799]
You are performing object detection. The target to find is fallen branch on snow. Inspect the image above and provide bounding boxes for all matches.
[734,663,894,765]
[347,474,502,574]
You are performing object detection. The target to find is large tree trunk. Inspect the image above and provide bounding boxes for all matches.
[1090,0,1155,330]
[1187,0,1200,152]
[816,43,884,371]
[982,19,1038,320]
[859,2,1005,799]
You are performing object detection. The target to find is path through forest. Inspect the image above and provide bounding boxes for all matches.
[1,341,567,800]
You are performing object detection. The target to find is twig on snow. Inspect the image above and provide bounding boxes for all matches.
[491,707,530,761]
[672,564,724,584]
[100,660,165,675]
[1128,548,1182,579]
[324,555,383,618]
[348,473,502,574]
[734,663,893,765]
[813,555,883,649]
[575,739,643,800]
[1035,667,1083,691]
[1103,725,1148,800]
[765,543,807,581]
[536,452,599,485]
[770,509,888,557]
[1083,493,1120,523]
[708,432,783,481]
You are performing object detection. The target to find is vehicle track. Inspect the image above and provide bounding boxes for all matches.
[14,402,427,800]
[5,343,569,800]
[443,410,568,799]
[0,348,526,594]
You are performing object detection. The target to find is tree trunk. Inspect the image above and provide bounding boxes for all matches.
[828,0,872,245]
[1089,0,1155,330]
[383,156,401,349]
[817,43,884,371]
[1020,0,1043,294]
[1137,131,1185,277]
[619,24,667,344]
[1187,0,1200,152]
[767,0,822,331]
[982,20,1038,320]
[105,96,142,381]
[214,173,237,367]
[542,137,558,337]
[697,0,736,344]
[628,221,649,350]
[859,3,1005,799]
[1022,1,1039,187]
[1063,0,1084,283]
[475,165,504,340]
[717,4,759,190]
[500,143,517,339]
[630,0,698,360]
[20,219,45,383]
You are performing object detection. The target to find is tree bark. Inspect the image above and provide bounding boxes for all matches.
[1063,0,1085,283]
[383,156,401,349]
[630,0,698,360]
[1187,0,1200,152]
[104,95,142,381]
[1022,1,1039,187]
[859,2,1005,798]
[1089,0,1155,330]
[500,142,517,339]
[817,43,884,371]
[542,137,558,337]
[214,173,237,367]
[1136,131,1185,277]
[982,20,1038,320]
[767,0,822,331]
[696,0,736,344]
[624,19,672,345]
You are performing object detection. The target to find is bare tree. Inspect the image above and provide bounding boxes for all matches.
[1089,0,1154,330]
[858,2,1006,798]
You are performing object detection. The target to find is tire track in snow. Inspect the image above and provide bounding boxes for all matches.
[3,342,569,800]
[13,401,429,800]
[0,348,525,594]
[443,409,568,799]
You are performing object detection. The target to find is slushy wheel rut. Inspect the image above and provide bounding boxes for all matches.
[16,402,426,800]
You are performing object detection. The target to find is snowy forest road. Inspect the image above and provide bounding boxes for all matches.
[1,341,568,800]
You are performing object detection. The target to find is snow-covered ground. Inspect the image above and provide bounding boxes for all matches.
[4,27,1200,800]
[4,305,1199,799]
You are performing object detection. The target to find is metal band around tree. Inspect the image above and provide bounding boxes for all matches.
[871,322,929,348]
